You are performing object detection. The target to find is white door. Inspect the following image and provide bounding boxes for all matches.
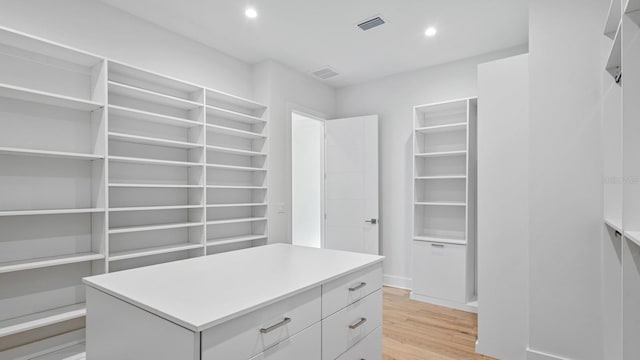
[325,115,379,254]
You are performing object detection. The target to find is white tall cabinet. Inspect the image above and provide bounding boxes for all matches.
[0,27,269,359]
[602,1,640,359]
[410,98,477,311]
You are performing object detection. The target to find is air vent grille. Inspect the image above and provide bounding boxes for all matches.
[357,16,385,31]
[312,67,339,80]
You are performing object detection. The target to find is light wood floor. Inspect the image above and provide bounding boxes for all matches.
[383,286,496,360]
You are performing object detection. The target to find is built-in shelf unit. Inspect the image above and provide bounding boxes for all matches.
[410,98,477,312]
[0,26,268,359]
[601,1,640,359]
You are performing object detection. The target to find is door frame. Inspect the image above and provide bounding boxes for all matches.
[288,104,328,248]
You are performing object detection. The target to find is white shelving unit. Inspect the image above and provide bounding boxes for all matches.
[410,98,477,312]
[0,26,268,358]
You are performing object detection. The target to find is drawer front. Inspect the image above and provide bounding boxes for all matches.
[412,241,466,303]
[322,289,382,360]
[322,263,383,318]
[249,322,321,360]
[201,287,321,360]
[335,326,382,360]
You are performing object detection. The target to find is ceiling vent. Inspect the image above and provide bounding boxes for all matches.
[357,16,385,31]
[311,66,339,80]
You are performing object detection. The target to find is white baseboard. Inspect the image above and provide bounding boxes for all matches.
[383,274,412,290]
[526,348,571,360]
[409,292,478,313]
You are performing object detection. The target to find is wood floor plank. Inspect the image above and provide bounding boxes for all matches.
[383,286,495,360]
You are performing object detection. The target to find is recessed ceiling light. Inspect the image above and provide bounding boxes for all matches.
[425,27,437,37]
[245,8,258,19]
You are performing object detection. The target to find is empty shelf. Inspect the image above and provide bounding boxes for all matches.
[31,343,86,360]
[109,222,203,234]
[109,243,203,261]
[604,217,623,233]
[413,236,467,245]
[206,203,267,208]
[109,205,202,212]
[206,163,267,171]
[0,304,86,337]
[109,155,202,167]
[109,105,202,128]
[415,150,467,158]
[415,202,466,207]
[206,88,267,112]
[0,208,105,217]
[206,145,266,157]
[109,81,202,110]
[109,132,202,149]
[0,147,104,160]
[206,235,267,247]
[415,175,467,180]
[206,124,266,139]
[207,185,267,190]
[206,105,265,124]
[0,253,104,274]
[109,183,202,189]
[206,217,267,225]
[415,122,467,133]
[0,83,103,111]
[625,231,640,247]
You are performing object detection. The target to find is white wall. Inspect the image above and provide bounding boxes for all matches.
[292,113,324,248]
[477,54,529,360]
[527,0,606,359]
[0,0,253,98]
[335,46,527,288]
[253,60,336,244]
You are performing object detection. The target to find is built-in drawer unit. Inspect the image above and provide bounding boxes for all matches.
[248,322,321,360]
[322,263,383,318]
[201,287,321,360]
[321,289,383,360]
[412,240,466,302]
[335,326,382,360]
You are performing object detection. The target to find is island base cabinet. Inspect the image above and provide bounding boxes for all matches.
[336,326,382,360]
[86,287,199,360]
[248,322,321,360]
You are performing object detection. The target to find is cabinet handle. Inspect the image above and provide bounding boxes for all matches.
[260,317,291,333]
[349,317,367,330]
[349,282,367,292]
[431,243,445,248]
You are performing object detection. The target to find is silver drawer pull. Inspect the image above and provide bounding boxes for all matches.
[260,317,291,333]
[349,282,367,292]
[349,317,367,330]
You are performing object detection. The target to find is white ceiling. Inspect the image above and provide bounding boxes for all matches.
[99,0,528,88]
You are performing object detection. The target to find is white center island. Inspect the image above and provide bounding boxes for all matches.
[83,244,384,360]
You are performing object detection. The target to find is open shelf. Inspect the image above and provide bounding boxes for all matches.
[108,105,201,128]
[206,124,265,139]
[207,105,265,124]
[628,0,640,25]
[109,183,202,189]
[206,203,267,208]
[606,24,622,80]
[0,83,103,111]
[109,132,202,149]
[0,147,103,160]
[415,150,467,158]
[0,208,105,217]
[206,145,266,157]
[109,81,202,110]
[415,122,467,134]
[109,205,202,212]
[109,61,202,99]
[605,217,623,233]
[206,88,267,112]
[415,201,467,207]
[625,231,640,247]
[109,155,202,168]
[108,221,203,234]
[206,217,267,225]
[109,243,202,262]
[0,328,86,360]
[206,185,267,190]
[416,175,467,180]
[206,163,267,171]
[0,304,86,338]
[206,235,267,247]
[413,236,467,245]
[0,253,104,274]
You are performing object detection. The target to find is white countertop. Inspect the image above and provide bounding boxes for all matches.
[83,244,384,332]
